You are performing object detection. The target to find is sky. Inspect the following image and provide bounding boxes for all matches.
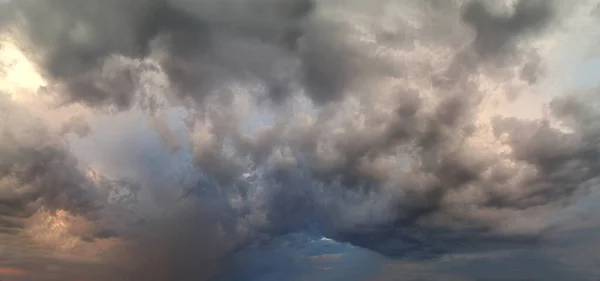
[0,0,600,280]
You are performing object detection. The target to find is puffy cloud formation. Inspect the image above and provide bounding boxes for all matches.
[1,0,600,280]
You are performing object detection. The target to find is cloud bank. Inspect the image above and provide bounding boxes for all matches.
[1,0,600,280]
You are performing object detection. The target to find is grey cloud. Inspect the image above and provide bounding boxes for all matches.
[7,0,396,111]
[253,83,598,259]
[461,0,554,57]
[0,96,100,223]
[10,0,152,109]
[0,101,259,279]
[8,0,316,110]
[519,54,543,84]
[490,96,600,208]
[299,21,367,104]
[170,0,579,259]
[54,59,137,110]
[329,92,600,257]
[71,0,595,262]
[60,115,91,138]
[352,94,600,257]
[285,71,483,215]
[3,0,600,279]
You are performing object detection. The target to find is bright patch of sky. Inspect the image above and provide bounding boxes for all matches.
[241,92,318,137]
[68,107,194,185]
[212,232,385,281]
[550,13,600,92]
[243,108,276,137]
[567,57,600,89]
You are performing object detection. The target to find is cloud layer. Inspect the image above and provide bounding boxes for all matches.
[1,0,600,280]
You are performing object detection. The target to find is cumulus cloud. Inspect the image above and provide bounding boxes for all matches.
[0,95,99,221]
[0,95,255,280]
[461,0,554,57]
[1,0,600,280]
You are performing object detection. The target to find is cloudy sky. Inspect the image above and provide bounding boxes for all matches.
[0,0,600,280]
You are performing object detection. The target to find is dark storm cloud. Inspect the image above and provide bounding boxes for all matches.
[247,67,595,259]
[299,20,369,104]
[2,0,600,279]
[332,225,540,259]
[295,88,479,191]
[8,0,153,109]
[519,54,543,84]
[6,0,400,112]
[159,0,581,259]
[7,0,318,109]
[461,0,554,57]
[320,93,600,257]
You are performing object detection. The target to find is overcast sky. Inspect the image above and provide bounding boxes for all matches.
[1,0,600,280]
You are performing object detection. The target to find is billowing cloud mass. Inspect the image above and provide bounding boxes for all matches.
[1,0,600,280]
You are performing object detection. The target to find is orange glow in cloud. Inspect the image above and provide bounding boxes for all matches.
[0,267,28,275]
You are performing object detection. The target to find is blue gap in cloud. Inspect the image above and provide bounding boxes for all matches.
[212,232,386,281]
